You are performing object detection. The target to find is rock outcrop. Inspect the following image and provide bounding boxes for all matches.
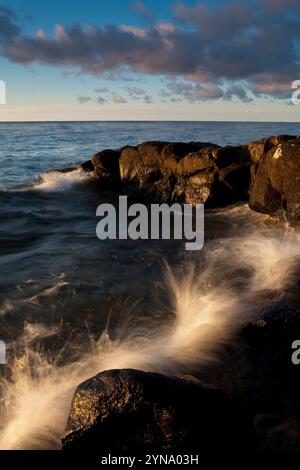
[249,139,300,224]
[82,141,253,206]
[81,134,300,222]
[62,369,254,453]
[196,298,300,451]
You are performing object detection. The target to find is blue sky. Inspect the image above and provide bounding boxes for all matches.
[0,0,299,121]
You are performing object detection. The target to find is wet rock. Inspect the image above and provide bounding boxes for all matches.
[92,149,120,187]
[254,415,300,451]
[249,140,300,223]
[246,135,295,163]
[62,369,254,453]
[80,135,300,219]
[224,301,300,450]
[118,141,251,205]
[80,160,94,172]
[212,145,250,168]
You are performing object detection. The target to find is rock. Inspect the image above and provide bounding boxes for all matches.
[255,415,300,451]
[249,140,300,223]
[176,150,214,176]
[80,135,300,220]
[80,160,94,172]
[92,149,120,187]
[117,141,252,205]
[247,135,295,163]
[212,145,250,168]
[217,300,300,450]
[62,369,254,453]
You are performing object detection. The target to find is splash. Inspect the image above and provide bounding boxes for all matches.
[0,217,299,449]
[33,168,95,192]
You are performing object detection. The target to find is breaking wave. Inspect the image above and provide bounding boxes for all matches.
[0,215,299,450]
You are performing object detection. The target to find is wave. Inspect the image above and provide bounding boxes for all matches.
[0,168,96,195]
[32,168,96,192]
[0,221,299,449]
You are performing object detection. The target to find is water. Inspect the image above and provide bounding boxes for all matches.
[0,121,299,449]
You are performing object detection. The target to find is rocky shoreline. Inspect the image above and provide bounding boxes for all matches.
[61,304,300,452]
[60,135,300,453]
[81,134,300,223]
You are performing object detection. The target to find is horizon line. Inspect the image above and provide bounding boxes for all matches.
[0,119,299,124]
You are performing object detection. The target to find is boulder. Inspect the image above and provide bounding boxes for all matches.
[80,160,94,172]
[79,135,300,220]
[118,141,251,205]
[249,141,300,223]
[62,369,254,453]
[92,149,120,187]
[246,135,296,163]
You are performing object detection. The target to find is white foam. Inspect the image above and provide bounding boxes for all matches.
[33,168,95,192]
[0,218,299,450]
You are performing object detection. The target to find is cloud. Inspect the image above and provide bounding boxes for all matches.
[112,94,127,103]
[223,83,254,103]
[166,81,224,102]
[97,96,106,104]
[131,1,155,22]
[0,5,16,18]
[1,2,300,101]
[159,89,171,98]
[77,96,92,104]
[94,87,109,93]
[0,6,20,47]
[144,94,153,103]
[120,24,147,39]
[127,86,146,96]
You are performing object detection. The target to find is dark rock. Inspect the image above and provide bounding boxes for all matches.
[249,141,300,223]
[80,160,94,172]
[224,302,300,450]
[137,141,166,166]
[247,135,296,163]
[92,149,120,187]
[254,414,300,451]
[212,145,251,168]
[80,135,300,220]
[118,141,252,205]
[50,167,77,174]
[62,369,254,453]
[176,150,214,176]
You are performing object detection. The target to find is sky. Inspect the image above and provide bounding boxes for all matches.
[0,0,300,121]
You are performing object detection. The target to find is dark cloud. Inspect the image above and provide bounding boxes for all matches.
[127,86,146,96]
[131,1,155,22]
[77,96,92,104]
[97,96,106,104]
[0,5,16,18]
[94,87,109,93]
[223,83,254,103]
[112,94,127,103]
[0,1,299,100]
[159,89,171,98]
[0,6,20,47]
[166,81,224,102]
[144,94,153,103]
